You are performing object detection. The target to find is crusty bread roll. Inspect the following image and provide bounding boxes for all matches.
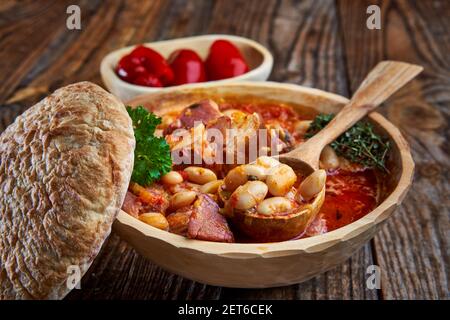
[0,82,135,299]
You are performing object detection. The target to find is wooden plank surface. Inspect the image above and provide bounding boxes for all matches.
[337,0,449,299]
[0,0,448,300]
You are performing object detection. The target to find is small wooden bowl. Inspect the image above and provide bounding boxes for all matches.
[114,82,414,288]
[100,35,273,101]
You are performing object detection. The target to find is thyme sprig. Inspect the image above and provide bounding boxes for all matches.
[305,114,390,171]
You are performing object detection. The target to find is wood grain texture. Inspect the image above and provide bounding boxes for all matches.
[0,1,68,101]
[337,0,449,299]
[0,0,447,300]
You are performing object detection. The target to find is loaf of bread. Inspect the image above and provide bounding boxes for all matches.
[0,82,135,299]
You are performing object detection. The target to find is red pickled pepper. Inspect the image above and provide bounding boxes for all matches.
[168,49,206,85]
[116,45,173,87]
[116,54,141,82]
[116,40,250,87]
[205,40,249,80]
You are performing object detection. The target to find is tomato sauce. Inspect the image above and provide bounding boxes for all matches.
[319,169,377,232]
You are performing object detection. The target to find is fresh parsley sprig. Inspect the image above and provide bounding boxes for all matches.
[127,106,172,186]
[305,114,390,171]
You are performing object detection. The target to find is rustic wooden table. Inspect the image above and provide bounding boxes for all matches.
[0,0,448,300]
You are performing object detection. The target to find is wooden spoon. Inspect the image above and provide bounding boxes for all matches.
[278,60,423,174]
[232,61,423,242]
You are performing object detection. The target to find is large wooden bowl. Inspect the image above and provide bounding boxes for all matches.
[113,82,414,288]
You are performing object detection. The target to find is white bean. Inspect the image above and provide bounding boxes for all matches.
[294,120,312,135]
[320,145,340,170]
[224,163,269,192]
[255,156,280,169]
[170,191,197,210]
[257,197,293,215]
[298,169,327,201]
[139,212,169,231]
[230,181,268,210]
[266,164,297,196]
[242,164,267,181]
[245,180,269,202]
[224,166,248,191]
[231,186,256,210]
[200,180,223,194]
[161,171,183,185]
[184,167,217,184]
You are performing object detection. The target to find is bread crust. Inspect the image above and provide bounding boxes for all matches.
[0,82,135,299]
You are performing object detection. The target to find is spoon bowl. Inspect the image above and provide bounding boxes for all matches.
[230,188,325,242]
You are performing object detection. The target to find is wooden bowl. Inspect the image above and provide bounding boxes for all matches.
[113,82,414,288]
[100,35,273,101]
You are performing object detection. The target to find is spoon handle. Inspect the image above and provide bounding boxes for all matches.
[294,61,423,165]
